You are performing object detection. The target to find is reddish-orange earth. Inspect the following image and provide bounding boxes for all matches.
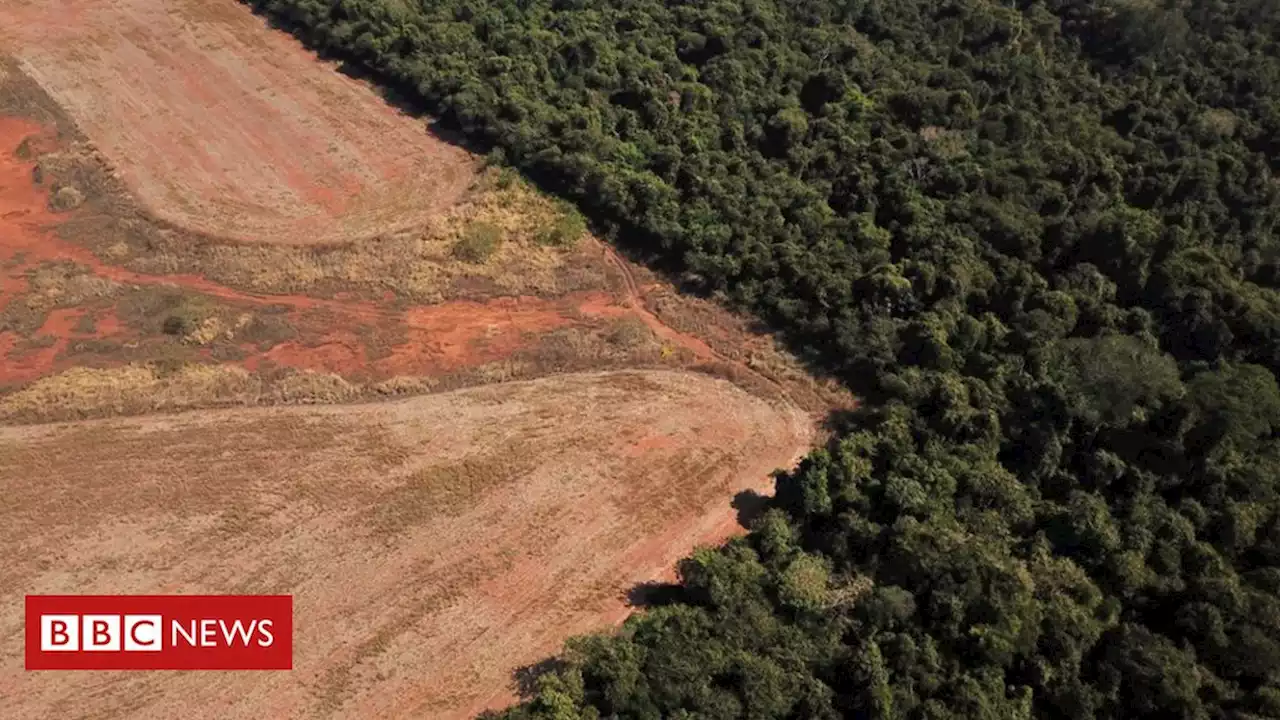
[0,117,688,388]
[0,371,815,719]
[0,94,842,720]
[0,115,752,394]
[0,111,843,718]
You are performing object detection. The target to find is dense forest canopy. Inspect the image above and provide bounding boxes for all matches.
[244,0,1280,716]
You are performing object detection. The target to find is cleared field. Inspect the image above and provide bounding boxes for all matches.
[0,0,474,244]
[0,370,814,718]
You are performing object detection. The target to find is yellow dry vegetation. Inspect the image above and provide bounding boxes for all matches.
[46,152,605,302]
[0,364,368,422]
[0,312,682,424]
[199,169,595,300]
[0,262,120,334]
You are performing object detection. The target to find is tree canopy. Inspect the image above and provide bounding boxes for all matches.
[245,0,1280,716]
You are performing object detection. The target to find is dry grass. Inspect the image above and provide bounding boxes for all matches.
[0,295,835,424]
[0,370,815,720]
[646,288,855,414]
[0,364,257,422]
[152,168,604,302]
[0,364,371,423]
[0,262,120,336]
[0,53,606,308]
[110,286,300,349]
[369,375,440,397]
[0,310,675,423]
[606,315,655,349]
[33,137,609,303]
[514,317,669,376]
[115,286,217,336]
[0,42,847,427]
[452,220,504,264]
[366,448,536,535]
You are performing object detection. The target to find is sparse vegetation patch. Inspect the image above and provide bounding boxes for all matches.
[452,221,503,264]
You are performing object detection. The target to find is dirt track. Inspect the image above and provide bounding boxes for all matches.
[0,114,623,389]
[0,370,813,718]
[0,109,849,418]
[0,0,474,244]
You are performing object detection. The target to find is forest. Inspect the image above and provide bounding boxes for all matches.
[243,0,1280,717]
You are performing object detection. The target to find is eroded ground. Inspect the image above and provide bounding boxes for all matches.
[0,370,814,718]
[0,98,845,423]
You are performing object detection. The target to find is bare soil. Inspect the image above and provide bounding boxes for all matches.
[0,0,475,245]
[0,370,815,719]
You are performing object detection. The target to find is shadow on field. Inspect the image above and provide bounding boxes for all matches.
[511,657,570,700]
[731,488,771,527]
[625,580,685,609]
[622,491,773,610]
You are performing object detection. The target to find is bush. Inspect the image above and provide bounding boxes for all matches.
[162,311,198,337]
[452,222,503,263]
[536,205,586,248]
[606,316,652,348]
[49,185,84,212]
[159,297,212,337]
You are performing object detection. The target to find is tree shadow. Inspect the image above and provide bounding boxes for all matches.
[624,580,685,609]
[731,488,771,528]
[622,491,773,610]
[821,406,864,435]
[512,656,569,700]
[246,7,489,158]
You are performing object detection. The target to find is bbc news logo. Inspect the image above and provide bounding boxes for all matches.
[26,595,292,670]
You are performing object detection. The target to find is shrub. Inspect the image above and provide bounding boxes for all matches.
[49,185,84,212]
[536,205,586,248]
[160,297,213,337]
[452,222,503,263]
[606,316,652,348]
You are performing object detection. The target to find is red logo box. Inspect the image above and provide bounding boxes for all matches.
[25,595,292,670]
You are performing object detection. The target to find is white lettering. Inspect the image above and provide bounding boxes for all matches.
[219,619,254,646]
[200,619,218,647]
[172,619,197,647]
[257,619,274,647]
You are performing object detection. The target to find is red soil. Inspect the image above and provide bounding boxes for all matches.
[0,116,614,386]
[0,117,732,392]
[0,96,837,720]
[251,292,629,379]
[0,118,57,305]
[0,6,850,715]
